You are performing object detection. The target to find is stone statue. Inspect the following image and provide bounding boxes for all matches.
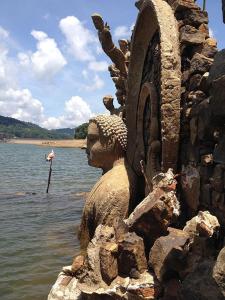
[103,95,123,117]
[79,115,136,250]
[91,13,127,77]
[119,39,131,69]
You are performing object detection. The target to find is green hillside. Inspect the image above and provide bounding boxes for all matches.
[0,115,75,139]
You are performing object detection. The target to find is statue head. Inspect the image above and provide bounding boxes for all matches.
[103,95,114,112]
[91,14,104,31]
[86,115,127,172]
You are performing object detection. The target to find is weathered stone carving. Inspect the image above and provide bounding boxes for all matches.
[91,13,127,78]
[91,14,129,116]
[79,115,136,250]
[102,95,123,117]
[126,0,181,180]
[48,1,225,299]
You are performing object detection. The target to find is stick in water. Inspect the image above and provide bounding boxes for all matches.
[46,150,55,193]
[46,159,53,193]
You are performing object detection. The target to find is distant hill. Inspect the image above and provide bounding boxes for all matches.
[0,115,75,139]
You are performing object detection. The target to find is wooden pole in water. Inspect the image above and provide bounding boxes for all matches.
[46,159,53,193]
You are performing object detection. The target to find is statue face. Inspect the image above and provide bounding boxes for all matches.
[86,122,115,170]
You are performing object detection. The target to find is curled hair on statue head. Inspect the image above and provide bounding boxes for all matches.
[90,114,127,151]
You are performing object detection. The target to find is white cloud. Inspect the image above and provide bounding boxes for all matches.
[42,96,93,129]
[18,30,67,80]
[114,24,134,39]
[84,74,104,91]
[0,26,9,39]
[0,88,44,123]
[88,60,108,72]
[17,52,30,67]
[59,16,97,61]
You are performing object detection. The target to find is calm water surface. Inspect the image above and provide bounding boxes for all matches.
[0,143,100,300]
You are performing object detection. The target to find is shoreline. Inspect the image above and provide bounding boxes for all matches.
[6,138,86,148]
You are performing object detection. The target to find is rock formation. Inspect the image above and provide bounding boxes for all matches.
[48,1,225,299]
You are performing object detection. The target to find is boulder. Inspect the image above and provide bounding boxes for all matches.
[179,260,224,300]
[182,8,208,27]
[126,169,180,246]
[149,228,191,281]
[118,232,147,277]
[166,0,198,12]
[208,49,225,83]
[190,53,213,75]
[195,40,217,58]
[213,247,225,297]
[180,25,206,45]
[183,211,220,238]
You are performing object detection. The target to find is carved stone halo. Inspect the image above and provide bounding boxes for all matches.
[126,0,181,182]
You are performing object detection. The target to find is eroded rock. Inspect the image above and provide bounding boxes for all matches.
[149,228,191,281]
[118,232,147,277]
[183,210,220,238]
[126,169,180,246]
[213,247,225,297]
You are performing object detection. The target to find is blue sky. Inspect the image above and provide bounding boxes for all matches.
[0,0,224,129]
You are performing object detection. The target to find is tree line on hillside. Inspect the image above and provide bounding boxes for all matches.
[0,115,89,140]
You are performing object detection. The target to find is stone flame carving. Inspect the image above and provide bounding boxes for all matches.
[92,13,129,114]
[91,13,127,77]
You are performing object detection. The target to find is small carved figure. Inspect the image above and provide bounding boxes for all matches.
[103,95,123,116]
[79,115,136,249]
[119,39,131,69]
[91,14,127,77]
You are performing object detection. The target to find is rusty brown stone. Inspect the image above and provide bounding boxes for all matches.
[190,53,213,75]
[198,23,209,38]
[180,25,206,45]
[126,170,180,246]
[149,228,190,281]
[118,232,147,276]
[166,0,198,12]
[182,8,208,27]
[183,211,220,238]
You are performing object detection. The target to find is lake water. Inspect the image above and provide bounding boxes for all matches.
[0,143,101,300]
